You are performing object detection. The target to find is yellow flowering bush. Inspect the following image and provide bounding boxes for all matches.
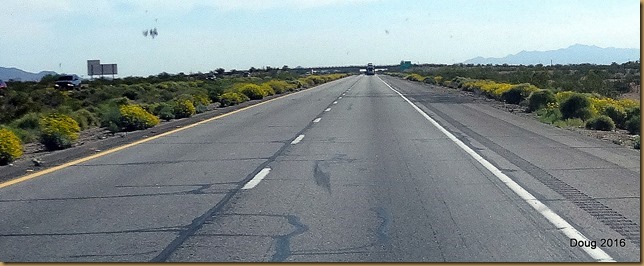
[119,104,160,131]
[0,128,23,165]
[219,92,249,106]
[172,100,196,118]
[39,113,81,150]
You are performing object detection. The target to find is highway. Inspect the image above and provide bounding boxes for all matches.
[0,75,639,262]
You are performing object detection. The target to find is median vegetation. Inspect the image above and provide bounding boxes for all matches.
[0,70,350,164]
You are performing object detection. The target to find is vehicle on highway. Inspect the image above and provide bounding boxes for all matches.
[366,63,375,75]
[0,79,7,90]
[54,74,81,89]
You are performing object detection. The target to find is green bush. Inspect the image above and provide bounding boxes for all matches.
[501,86,524,104]
[239,84,267,100]
[553,118,585,128]
[560,94,592,120]
[13,113,41,130]
[173,99,196,118]
[98,103,122,132]
[601,105,627,128]
[39,113,80,150]
[219,92,249,107]
[625,106,640,120]
[634,136,640,149]
[154,103,175,121]
[527,90,556,112]
[585,115,615,131]
[625,115,640,135]
[195,104,208,114]
[536,107,562,124]
[5,126,39,143]
[119,104,160,131]
[71,109,100,130]
[0,128,23,165]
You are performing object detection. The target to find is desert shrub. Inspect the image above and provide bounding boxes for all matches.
[39,113,80,150]
[5,126,38,143]
[219,92,249,106]
[625,115,640,135]
[122,89,139,100]
[405,74,425,82]
[0,128,23,165]
[154,102,175,121]
[553,118,584,128]
[71,109,100,130]
[527,90,556,112]
[192,94,212,107]
[634,136,640,149]
[585,115,615,131]
[195,104,208,114]
[98,103,122,132]
[601,105,627,128]
[239,84,267,100]
[560,94,592,120]
[173,99,196,118]
[263,80,290,94]
[260,84,275,96]
[423,77,436,84]
[13,112,41,130]
[625,106,640,120]
[501,87,524,104]
[297,77,315,88]
[119,104,160,131]
[536,106,562,124]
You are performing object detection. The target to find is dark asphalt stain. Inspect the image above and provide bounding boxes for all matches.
[270,215,309,262]
[314,161,332,193]
[371,207,392,247]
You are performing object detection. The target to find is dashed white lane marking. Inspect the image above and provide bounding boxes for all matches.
[291,134,305,145]
[333,101,338,104]
[338,96,342,99]
[376,76,615,262]
[242,168,271,189]
[324,108,331,112]
[313,118,321,123]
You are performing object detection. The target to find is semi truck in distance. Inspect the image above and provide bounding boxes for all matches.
[366,63,375,75]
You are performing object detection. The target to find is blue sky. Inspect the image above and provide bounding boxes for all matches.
[1,0,639,77]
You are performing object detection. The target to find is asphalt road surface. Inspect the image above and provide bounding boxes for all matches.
[0,75,639,262]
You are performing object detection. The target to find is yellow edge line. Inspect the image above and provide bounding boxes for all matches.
[0,87,313,190]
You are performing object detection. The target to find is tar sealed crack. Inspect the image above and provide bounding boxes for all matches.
[270,215,309,262]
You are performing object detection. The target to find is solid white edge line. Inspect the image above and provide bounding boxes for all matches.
[376,76,615,262]
[291,134,305,145]
[241,168,271,189]
[324,108,331,112]
[313,118,322,123]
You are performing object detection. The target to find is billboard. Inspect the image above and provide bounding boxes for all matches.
[88,60,118,76]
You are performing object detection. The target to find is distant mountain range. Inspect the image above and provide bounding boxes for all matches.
[0,67,57,82]
[463,44,640,65]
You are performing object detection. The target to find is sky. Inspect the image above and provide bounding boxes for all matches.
[0,0,640,77]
